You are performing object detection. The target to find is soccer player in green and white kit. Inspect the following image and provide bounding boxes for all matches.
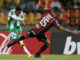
[7,7,32,58]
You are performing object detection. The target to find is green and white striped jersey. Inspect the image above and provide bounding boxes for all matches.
[7,9,24,29]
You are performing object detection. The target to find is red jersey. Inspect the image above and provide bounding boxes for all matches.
[33,13,61,34]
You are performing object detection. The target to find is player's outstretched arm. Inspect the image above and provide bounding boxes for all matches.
[11,15,24,21]
[59,27,79,34]
[53,20,79,34]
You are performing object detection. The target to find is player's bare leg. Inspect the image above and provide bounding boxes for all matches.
[18,41,32,58]
[34,39,50,58]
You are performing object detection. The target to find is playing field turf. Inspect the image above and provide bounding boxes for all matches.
[0,55,80,60]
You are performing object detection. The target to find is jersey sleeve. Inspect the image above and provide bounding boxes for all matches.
[9,10,24,21]
[53,20,62,29]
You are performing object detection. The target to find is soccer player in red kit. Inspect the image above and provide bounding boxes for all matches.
[7,7,79,58]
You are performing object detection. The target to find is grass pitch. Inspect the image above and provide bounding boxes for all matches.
[0,55,80,60]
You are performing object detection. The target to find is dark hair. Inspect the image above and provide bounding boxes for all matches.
[52,7,60,13]
[16,6,22,11]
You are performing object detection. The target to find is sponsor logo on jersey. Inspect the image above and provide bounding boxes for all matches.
[39,14,53,27]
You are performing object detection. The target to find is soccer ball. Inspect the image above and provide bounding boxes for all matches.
[9,32,17,40]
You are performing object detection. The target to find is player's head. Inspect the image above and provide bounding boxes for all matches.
[15,6,22,15]
[51,7,60,16]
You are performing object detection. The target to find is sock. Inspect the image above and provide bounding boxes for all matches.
[22,46,31,55]
[39,44,49,54]
[17,36,26,41]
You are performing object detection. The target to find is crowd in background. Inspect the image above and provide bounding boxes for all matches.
[0,0,80,27]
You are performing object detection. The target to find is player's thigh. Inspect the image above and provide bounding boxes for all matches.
[16,26,22,38]
[16,26,22,33]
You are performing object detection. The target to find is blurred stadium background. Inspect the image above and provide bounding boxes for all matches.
[0,0,80,60]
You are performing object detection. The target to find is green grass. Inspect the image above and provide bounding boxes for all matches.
[0,55,80,60]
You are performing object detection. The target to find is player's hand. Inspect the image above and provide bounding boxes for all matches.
[23,22,25,25]
[72,30,79,34]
